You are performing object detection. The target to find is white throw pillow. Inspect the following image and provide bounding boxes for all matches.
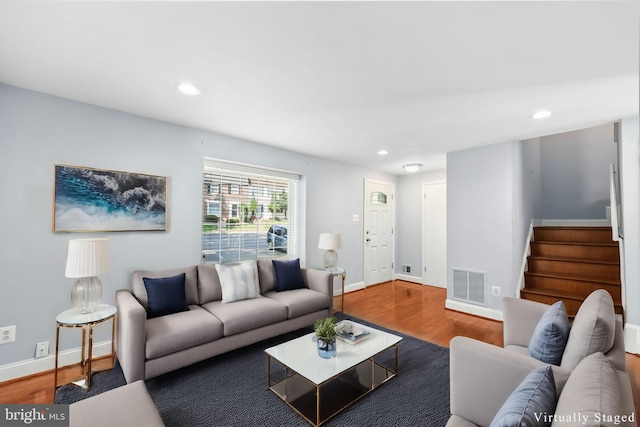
[215,262,261,303]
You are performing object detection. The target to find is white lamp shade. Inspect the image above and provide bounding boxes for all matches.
[65,238,109,278]
[318,233,341,250]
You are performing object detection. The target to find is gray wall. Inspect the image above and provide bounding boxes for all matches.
[618,116,640,326]
[396,169,446,280]
[447,140,539,310]
[447,141,514,310]
[540,124,617,219]
[0,83,395,366]
[513,138,542,287]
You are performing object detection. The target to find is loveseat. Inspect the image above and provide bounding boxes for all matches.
[448,339,634,426]
[116,259,332,383]
[447,289,634,426]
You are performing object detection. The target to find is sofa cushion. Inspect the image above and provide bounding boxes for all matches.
[553,352,621,427]
[132,266,199,309]
[145,306,223,359]
[143,273,190,319]
[215,261,261,303]
[528,301,570,365]
[202,298,287,336]
[273,258,306,291]
[561,289,615,371]
[197,264,222,304]
[490,365,557,427]
[264,289,330,319]
[257,259,277,293]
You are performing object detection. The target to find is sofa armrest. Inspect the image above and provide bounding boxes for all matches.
[449,336,570,427]
[606,315,627,372]
[502,297,549,347]
[115,289,147,383]
[302,268,333,313]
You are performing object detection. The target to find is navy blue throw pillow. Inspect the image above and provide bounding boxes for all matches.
[273,259,306,292]
[143,273,189,318]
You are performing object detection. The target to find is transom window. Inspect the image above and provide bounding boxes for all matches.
[371,191,388,205]
[202,158,300,264]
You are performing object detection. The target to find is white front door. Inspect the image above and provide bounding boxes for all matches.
[364,180,394,286]
[422,180,447,288]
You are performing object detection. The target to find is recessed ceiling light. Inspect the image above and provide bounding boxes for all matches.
[175,82,201,96]
[532,110,552,119]
[377,150,389,156]
[402,163,422,173]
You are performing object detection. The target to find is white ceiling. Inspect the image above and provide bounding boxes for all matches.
[1,1,638,175]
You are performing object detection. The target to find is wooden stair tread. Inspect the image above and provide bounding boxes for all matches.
[528,255,620,266]
[532,240,618,247]
[524,270,621,286]
[533,226,612,230]
[520,288,624,309]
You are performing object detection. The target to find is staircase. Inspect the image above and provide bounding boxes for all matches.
[521,226,623,317]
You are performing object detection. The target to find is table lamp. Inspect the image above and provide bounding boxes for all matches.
[318,233,341,268]
[65,238,109,313]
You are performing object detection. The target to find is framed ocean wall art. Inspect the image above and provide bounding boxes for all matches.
[53,164,167,232]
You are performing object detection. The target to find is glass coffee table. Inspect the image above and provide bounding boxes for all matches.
[265,321,402,426]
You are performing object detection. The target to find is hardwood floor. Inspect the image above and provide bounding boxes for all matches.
[1,280,638,414]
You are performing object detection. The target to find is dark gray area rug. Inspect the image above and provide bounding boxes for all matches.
[56,314,450,426]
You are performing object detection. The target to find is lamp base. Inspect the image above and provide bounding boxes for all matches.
[324,250,338,269]
[71,276,103,314]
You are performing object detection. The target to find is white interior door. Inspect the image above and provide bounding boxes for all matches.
[422,180,447,288]
[364,180,394,286]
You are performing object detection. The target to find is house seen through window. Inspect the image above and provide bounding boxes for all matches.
[202,158,300,264]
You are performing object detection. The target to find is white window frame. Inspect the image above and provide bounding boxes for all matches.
[202,158,303,264]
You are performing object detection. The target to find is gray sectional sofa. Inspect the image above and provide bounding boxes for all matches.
[116,259,332,383]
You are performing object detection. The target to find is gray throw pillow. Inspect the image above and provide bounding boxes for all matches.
[561,289,615,371]
[527,301,570,365]
[490,365,557,427]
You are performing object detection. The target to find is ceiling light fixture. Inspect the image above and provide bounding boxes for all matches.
[532,110,552,119]
[377,150,389,156]
[403,163,422,173]
[175,82,201,96]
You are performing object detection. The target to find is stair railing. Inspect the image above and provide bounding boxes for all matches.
[609,163,626,315]
[609,163,620,242]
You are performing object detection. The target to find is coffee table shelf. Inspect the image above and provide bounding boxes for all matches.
[265,322,401,426]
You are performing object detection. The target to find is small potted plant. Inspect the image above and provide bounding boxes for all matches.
[314,316,337,358]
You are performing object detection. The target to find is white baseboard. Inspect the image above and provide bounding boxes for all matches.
[536,219,611,227]
[445,299,503,321]
[0,340,112,383]
[333,281,365,295]
[394,273,424,284]
[624,323,640,354]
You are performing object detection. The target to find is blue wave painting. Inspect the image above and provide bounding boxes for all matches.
[54,165,166,231]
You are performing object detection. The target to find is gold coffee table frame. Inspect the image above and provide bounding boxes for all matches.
[54,304,117,390]
[265,324,401,426]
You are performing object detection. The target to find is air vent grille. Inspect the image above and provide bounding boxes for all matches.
[452,268,486,305]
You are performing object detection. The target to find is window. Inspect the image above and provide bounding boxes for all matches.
[207,202,221,216]
[371,191,387,205]
[202,158,301,264]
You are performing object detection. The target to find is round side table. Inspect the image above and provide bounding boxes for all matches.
[54,304,117,390]
[326,267,346,313]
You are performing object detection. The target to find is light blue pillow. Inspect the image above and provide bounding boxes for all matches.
[528,301,570,365]
[215,262,261,303]
[490,365,557,427]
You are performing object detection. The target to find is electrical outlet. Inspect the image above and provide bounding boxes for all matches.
[491,286,501,297]
[35,341,49,358]
[0,326,16,344]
